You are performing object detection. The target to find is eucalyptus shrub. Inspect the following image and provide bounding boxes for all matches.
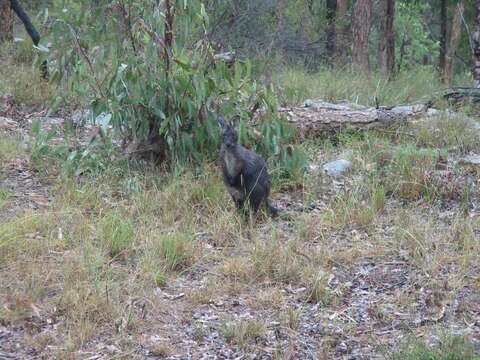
[45,0,306,178]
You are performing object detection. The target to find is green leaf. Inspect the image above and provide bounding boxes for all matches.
[31,119,41,135]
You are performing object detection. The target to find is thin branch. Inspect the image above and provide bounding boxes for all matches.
[56,20,106,98]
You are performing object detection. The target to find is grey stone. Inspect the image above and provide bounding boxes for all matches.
[323,159,352,178]
[459,154,480,167]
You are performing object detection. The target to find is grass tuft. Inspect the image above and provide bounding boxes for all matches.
[155,232,195,271]
[0,42,53,108]
[0,132,24,163]
[221,319,266,347]
[393,335,476,360]
[98,212,135,258]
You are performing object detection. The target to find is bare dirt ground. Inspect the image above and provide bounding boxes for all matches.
[1,102,480,359]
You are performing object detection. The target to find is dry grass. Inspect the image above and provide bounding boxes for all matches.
[221,318,266,347]
[0,132,24,163]
[0,43,54,108]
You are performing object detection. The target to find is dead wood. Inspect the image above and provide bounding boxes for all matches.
[275,100,437,137]
[443,87,480,103]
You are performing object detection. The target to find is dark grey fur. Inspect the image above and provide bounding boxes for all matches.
[217,116,278,217]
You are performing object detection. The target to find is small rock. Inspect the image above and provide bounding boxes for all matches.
[459,154,480,168]
[323,159,352,178]
[303,99,314,108]
[426,108,440,116]
[71,109,92,127]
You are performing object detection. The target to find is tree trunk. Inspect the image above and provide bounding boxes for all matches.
[273,0,288,51]
[0,0,13,43]
[10,0,48,79]
[335,0,348,67]
[326,0,337,62]
[444,0,464,85]
[352,0,372,72]
[10,0,40,46]
[473,0,480,87]
[439,0,447,76]
[378,0,395,76]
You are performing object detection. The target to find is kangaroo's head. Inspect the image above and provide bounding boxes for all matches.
[217,116,238,149]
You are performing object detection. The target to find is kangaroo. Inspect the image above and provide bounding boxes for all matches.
[217,116,279,217]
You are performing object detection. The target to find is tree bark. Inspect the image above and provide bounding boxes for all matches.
[273,0,288,51]
[335,0,348,67]
[473,0,480,87]
[443,0,464,85]
[326,0,337,62]
[0,0,13,43]
[352,0,372,72]
[378,0,395,76]
[439,0,447,76]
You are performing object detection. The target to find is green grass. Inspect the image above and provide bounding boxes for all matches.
[271,66,456,107]
[98,211,135,258]
[415,113,480,153]
[386,144,447,202]
[154,232,195,271]
[0,187,13,209]
[393,335,477,360]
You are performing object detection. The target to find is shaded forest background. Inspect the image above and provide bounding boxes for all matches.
[2,0,478,79]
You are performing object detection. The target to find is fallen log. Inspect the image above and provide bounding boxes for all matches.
[443,87,480,103]
[276,100,439,137]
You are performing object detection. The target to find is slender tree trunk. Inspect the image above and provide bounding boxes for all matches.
[273,0,288,51]
[0,0,14,43]
[378,0,395,76]
[352,0,372,72]
[326,0,337,62]
[10,0,40,46]
[473,0,480,87]
[439,0,447,75]
[444,0,464,84]
[9,0,48,79]
[335,0,348,67]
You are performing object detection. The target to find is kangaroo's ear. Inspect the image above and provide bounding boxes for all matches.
[217,116,227,131]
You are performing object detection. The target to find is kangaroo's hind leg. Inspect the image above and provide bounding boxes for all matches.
[247,182,269,216]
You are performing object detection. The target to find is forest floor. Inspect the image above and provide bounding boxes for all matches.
[1,56,480,359]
